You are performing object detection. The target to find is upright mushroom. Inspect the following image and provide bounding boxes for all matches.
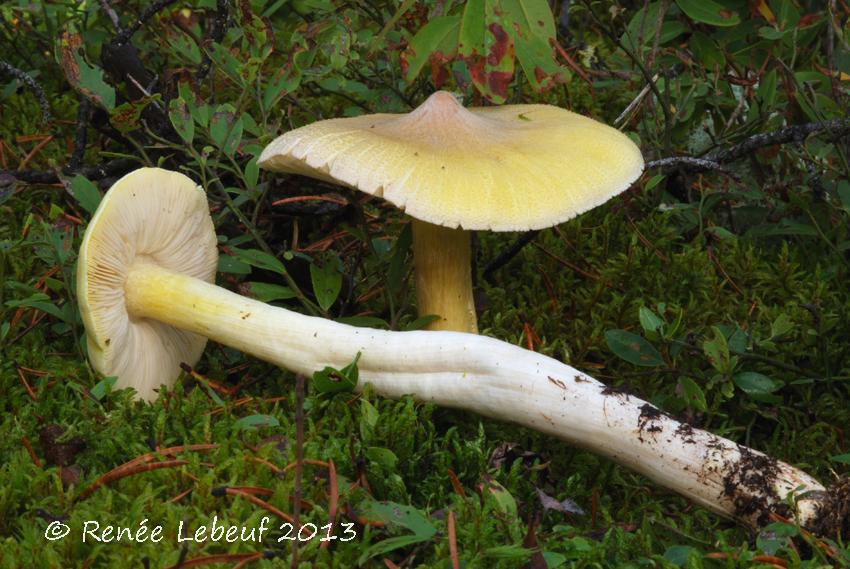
[77,167,848,535]
[258,91,643,332]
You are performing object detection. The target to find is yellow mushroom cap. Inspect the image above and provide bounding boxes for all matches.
[258,91,644,231]
[77,168,218,401]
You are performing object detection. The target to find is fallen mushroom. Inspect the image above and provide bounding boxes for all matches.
[258,91,643,333]
[78,167,848,535]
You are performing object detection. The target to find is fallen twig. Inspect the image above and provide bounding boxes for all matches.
[1,157,137,184]
[213,486,297,525]
[320,459,338,550]
[0,60,52,124]
[649,118,850,173]
[113,0,177,47]
[708,117,850,164]
[448,510,459,569]
[197,0,230,81]
[77,459,189,501]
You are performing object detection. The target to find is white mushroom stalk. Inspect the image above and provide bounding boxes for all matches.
[79,169,846,535]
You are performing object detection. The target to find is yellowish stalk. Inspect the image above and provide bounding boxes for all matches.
[411,219,477,333]
[123,262,830,530]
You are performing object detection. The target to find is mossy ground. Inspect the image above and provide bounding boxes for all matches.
[2,2,849,566]
[2,166,849,567]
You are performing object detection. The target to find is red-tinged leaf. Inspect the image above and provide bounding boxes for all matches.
[401,15,460,84]
[459,1,515,103]
[796,13,821,28]
[521,517,547,569]
[56,30,116,110]
[749,0,776,25]
[675,0,741,27]
[497,0,565,92]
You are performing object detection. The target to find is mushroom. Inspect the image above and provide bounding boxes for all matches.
[257,91,643,332]
[78,167,847,535]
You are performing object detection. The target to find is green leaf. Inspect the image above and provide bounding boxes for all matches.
[109,96,159,134]
[458,1,514,101]
[225,117,244,157]
[605,330,664,367]
[209,43,244,85]
[244,156,260,190]
[360,398,379,435]
[830,453,850,464]
[231,248,286,275]
[364,501,436,537]
[209,104,243,156]
[169,32,201,64]
[365,446,398,470]
[312,352,360,394]
[358,500,436,563]
[702,326,731,373]
[5,294,70,323]
[361,534,432,562]
[717,324,748,354]
[541,552,567,568]
[310,258,342,311]
[90,376,117,400]
[403,314,441,331]
[218,255,251,274]
[734,372,782,395]
[770,313,794,339]
[69,175,101,215]
[645,174,666,191]
[689,31,725,67]
[499,0,564,92]
[233,414,280,430]
[638,306,663,333]
[756,522,798,555]
[402,15,460,83]
[747,219,819,238]
[486,478,518,517]
[663,545,698,566]
[262,63,301,111]
[675,0,740,27]
[209,105,233,147]
[758,26,791,40]
[73,52,115,110]
[247,282,296,302]
[168,98,194,144]
[679,377,707,412]
[705,226,736,241]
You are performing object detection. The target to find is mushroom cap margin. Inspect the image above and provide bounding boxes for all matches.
[77,167,218,401]
[258,91,644,231]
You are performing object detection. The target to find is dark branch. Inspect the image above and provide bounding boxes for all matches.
[648,117,850,173]
[0,60,52,124]
[706,117,850,164]
[197,0,230,81]
[645,156,723,170]
[483,230,541,283]
[98,0,124,33]
[68,98,92,173]
[113,0,177,46]
[1,158,138,185]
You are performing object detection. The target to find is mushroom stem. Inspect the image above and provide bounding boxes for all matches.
[123,262,829,530]
[411,219,477,333]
